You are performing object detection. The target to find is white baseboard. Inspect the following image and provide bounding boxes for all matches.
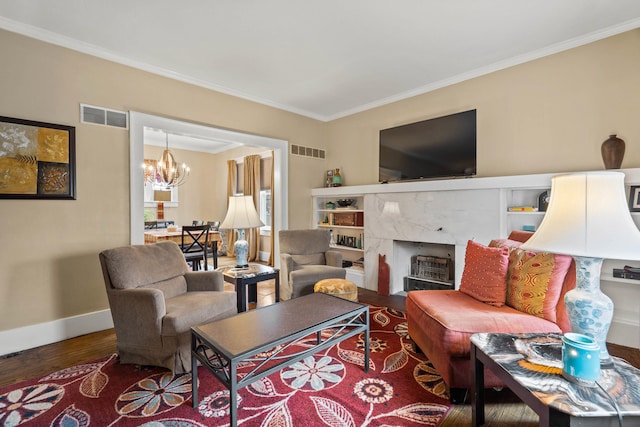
[0,309,114,357]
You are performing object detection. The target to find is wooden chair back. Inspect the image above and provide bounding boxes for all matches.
[181,225,210,270]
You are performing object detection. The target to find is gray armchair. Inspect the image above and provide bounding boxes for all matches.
[99,241,237,373]
[279,229,346,300]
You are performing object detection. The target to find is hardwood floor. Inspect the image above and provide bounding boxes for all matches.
[1,275,638,426]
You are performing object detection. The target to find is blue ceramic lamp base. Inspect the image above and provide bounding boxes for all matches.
[234,229,249,268]
[565,256,613,366]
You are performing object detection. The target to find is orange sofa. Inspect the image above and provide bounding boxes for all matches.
[406,231,576,403]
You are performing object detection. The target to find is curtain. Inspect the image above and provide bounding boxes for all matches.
[226,159,237,256]
[244,155,261,263]
[268,150,275,266]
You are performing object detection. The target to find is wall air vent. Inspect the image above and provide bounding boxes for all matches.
[290,144,325,159]
[80,104,128,129]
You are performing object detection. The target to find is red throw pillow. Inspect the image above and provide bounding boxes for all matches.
[459,240,510,307]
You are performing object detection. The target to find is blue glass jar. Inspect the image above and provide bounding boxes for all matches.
[562,332,600,386]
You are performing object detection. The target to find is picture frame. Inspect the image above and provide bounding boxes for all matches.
[0,116,76,199]
[629,185,640,212]
[325,169,334,187]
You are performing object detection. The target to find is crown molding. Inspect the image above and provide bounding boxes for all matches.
[2,16,639,123]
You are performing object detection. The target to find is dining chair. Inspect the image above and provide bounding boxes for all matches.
[192,220,204,226]
[206,221,221,269]
[181,225,210,271]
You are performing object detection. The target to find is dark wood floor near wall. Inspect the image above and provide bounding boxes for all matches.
[1,282,638,426]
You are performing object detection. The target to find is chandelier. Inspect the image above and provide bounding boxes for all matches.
[145,133,190,188]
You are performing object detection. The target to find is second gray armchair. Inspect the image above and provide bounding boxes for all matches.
[279,229,346,300]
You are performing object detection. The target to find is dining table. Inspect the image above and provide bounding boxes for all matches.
[144,228,221,245]
[144,228,222,268]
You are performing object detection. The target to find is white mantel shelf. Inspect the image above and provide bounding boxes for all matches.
[311,168,640,197]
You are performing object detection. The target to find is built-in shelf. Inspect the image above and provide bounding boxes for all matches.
[506,211,545,215]
[601,273,639,284]
[312,195,365,264]
[330,245,363,252]
[319,224,364,230]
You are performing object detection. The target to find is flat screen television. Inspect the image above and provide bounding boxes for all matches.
[378,109,476,183]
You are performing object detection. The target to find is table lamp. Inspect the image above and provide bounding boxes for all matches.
[153,190,172,221]
[520,171,640,365]
[220,195,264,268]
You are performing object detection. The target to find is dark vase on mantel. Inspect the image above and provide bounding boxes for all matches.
[601,134,625,169]
[378,254,390,296]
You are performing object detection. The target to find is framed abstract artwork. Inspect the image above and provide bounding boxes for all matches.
[0,116,76,199]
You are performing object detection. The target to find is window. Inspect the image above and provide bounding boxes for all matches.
[259,189,271,235]
[143,179,179,207]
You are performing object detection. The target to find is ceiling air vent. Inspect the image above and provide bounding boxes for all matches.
[80,104,128,129]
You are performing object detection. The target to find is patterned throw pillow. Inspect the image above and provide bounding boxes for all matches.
[488,238,523,251]
[459,240,510,307]
[502,248,572,322]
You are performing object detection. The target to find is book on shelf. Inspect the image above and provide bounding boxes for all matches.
[508,206,538,212]
[613,266,640,280]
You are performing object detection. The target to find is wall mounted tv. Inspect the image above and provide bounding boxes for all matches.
[378,109,476,183]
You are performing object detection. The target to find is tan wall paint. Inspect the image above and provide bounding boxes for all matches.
[2,27,640,334]
[327,29,640,185]
[0,29,326,331]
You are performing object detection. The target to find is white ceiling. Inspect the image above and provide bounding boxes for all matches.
[143,127,243,154]
[1,1,640,121]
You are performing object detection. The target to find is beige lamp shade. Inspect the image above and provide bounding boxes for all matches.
[153,190,172,202]
[220,195,264,230]
[520,171,640,260]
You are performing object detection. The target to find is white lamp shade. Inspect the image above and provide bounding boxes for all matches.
[520,171,640,260]
[220,195,265,230]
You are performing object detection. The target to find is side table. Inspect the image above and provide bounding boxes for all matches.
[217,263,280,312]
[471,333,640,426]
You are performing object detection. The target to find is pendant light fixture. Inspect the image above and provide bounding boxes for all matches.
[147,132,190,188]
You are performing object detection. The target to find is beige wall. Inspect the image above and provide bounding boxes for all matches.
[327,30,640,185]
[0,29,326,331]
[2,27,640,336]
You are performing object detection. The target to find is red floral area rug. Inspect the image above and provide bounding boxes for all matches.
[0,305,452,426]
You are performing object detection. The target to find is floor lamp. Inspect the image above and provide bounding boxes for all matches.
[520,171,640,365]
[220,195,264,268]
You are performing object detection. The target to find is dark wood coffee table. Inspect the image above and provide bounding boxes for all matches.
[191,292,369,427]
[216,263,279,312]
[471,333,640,426]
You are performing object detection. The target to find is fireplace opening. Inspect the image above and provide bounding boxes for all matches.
[394,240,455,292]
[404,255,454,291]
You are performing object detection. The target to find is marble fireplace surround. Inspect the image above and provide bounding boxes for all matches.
[364,186,503,294]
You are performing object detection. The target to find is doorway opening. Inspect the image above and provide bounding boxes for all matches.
[129,111,289,267]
